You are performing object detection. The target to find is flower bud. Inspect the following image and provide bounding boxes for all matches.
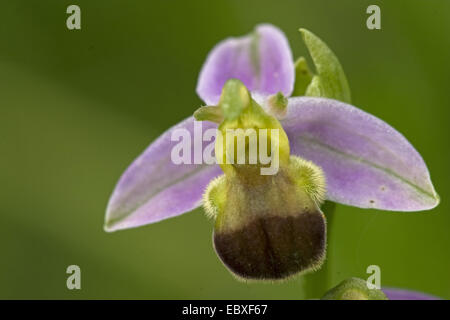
[321,278,388,300]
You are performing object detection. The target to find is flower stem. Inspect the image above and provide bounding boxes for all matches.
[300,201,336,299]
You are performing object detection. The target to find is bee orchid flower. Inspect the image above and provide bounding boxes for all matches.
[105,24,439,281]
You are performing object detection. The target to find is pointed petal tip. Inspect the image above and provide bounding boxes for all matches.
[103,204,124,232]
[103,222,115,233]
[103,218,131,233]
[435,192,441,206]
[298,28,313,43]
[103,210,118,233]
[423,191,440,211]
[420,189,440,211]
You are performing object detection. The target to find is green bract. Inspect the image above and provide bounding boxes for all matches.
[297,28,352,103]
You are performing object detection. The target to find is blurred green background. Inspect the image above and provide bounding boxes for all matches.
[1,0,449,299]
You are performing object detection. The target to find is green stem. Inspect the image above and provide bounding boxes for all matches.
[300,201,336,299]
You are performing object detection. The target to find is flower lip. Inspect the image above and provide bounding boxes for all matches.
[213,209,326,280]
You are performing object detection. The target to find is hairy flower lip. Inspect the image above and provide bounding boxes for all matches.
[213,211,326,281]
[105,24,438,232]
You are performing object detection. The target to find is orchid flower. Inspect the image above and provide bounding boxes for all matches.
[105,24,439,281]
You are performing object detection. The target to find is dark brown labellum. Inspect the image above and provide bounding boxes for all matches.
[213,209,326,280]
